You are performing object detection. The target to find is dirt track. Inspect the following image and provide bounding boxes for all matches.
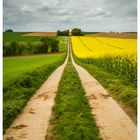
[3,45,68,140]
[21,32,57,36]
[70,38,137,140]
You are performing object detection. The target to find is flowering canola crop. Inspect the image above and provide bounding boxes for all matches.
[71,36,137,58]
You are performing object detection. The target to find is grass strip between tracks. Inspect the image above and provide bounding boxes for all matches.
[46,57,101,140]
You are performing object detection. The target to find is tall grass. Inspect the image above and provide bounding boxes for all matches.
[78,55,137,87]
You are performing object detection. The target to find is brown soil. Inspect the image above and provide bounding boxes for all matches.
[21,32,57,36]
[3,48,69,140]
[86,32,137,39]
[70,38,137,140]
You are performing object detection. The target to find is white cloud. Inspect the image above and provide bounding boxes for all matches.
[57,9,74,15]
[21,5,36,14]
[84,7,111,17]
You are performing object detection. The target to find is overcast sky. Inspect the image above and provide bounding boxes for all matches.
[3,0,137,32]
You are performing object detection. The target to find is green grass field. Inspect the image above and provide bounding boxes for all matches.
[3,53,66,87]
[3,32,41,43]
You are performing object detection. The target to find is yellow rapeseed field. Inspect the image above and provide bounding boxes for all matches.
[71,36,137,58]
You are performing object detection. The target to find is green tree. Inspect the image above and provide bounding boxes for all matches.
[40,37,52,53]
[10,41,19,55]
[57,30,61,36]
[71,28,83,36]
[5,29,13,32]
[51,40,59,52]
[57,29,69,36]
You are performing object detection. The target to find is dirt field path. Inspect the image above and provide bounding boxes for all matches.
[70,39,137,140]
[4,44,69,140]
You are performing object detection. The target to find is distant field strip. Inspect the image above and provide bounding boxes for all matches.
[72,36,137,58]
[95,37,137,50]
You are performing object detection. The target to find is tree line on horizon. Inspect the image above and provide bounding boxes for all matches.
[5,28,84,36]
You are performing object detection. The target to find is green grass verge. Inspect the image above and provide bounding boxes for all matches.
[46,60,101,140]
[3,54,66,133]
[3,53,66,87]
[74,57,137,115]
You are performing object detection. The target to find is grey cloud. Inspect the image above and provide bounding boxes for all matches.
[21,5,36,14]
[3,0,137,32]
[103,0,137,17]
[84,7,112,17]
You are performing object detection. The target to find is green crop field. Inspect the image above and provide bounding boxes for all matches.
[3,32,41,43]
[3,53,66,88]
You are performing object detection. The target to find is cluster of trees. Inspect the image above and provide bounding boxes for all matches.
[71,28,84,36]
[57,30,69,36]
[57,28,84,36]
[3,37,59,56]
[5,29,13,32]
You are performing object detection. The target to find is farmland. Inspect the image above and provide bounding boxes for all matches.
[72,36,137,58]
[3,32,41,43]
[3,53,66,87]
[3,33,68,132]
[21,32,57,36]
[3,32,137,139]
[3,54,66,132]
[72,36,137,117]
[3,32,68,87]
[86,32,137,39]
[72,36,137,84]
[3,32,67,52]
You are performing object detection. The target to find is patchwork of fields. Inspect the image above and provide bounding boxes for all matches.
[3,32,68,87]
[3,32,67,52]
[3,32,137,139]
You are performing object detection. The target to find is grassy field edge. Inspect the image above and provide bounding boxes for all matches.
[46,58,101,140]
[3,55,66,133]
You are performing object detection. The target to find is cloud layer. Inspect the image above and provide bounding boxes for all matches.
[3,0,137,32]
